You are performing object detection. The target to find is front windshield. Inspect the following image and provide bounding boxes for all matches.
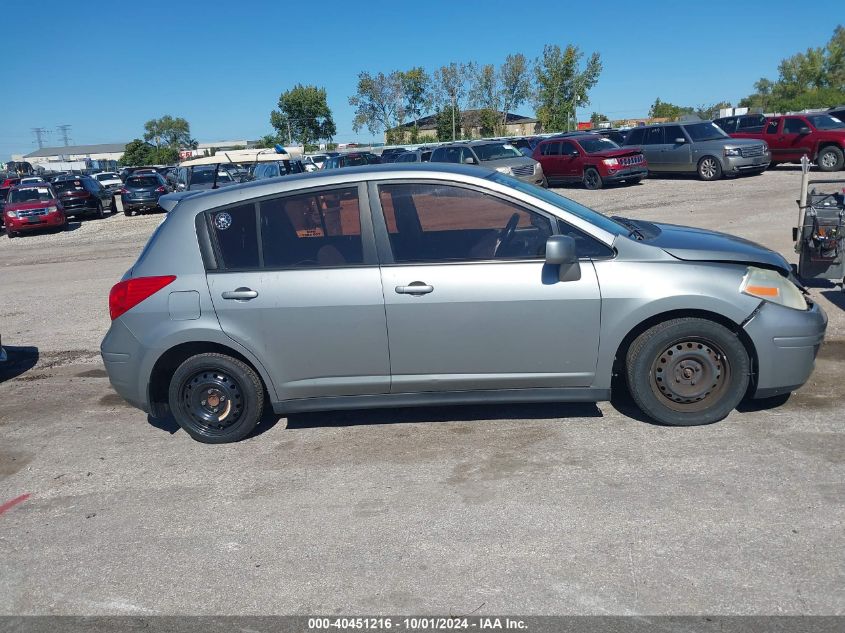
[806,114,845,130]
[473,143,523,161]
[52,179,85,193]
[488,172,627,236]
[578,137,621,153]
[9,186,55,203]
[684,122,729,142]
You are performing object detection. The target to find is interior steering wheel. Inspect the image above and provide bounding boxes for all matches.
[494,213,520,257]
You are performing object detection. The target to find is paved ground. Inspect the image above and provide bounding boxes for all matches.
[0,168,843,615]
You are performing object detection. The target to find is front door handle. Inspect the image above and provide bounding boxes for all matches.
[395,282,433,296]
[222,287,258,301]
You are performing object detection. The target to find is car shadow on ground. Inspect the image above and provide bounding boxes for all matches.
[0,346,40,383]
[802,278,845,312]
[284,400,602,430]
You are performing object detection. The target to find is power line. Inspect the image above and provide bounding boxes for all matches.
[57,124,72,146]
[31,127,48,149]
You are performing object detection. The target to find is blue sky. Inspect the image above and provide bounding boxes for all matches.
[1,0,841,160]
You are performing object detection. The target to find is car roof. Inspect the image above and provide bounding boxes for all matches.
[163,163,495,209]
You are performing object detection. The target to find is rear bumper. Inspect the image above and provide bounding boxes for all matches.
[61,199,99,217]
[122,198,161,212]
[743,300,827,398]
[603,167,648,183]
[101,319,149,413]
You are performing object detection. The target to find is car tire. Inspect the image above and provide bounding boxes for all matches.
[767,161,779,170]
[817,146,844,172]
[124,209,132,217]
[625,317,750,426]
[697,156,722,181]
[7,230,15,239]
[94,201,105,219]
[168,353,265,444]
[583,168,603,190]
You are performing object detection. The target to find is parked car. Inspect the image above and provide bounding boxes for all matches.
[19,176,45,185]
[394,148,433,163]
[303,154,329,171]
[379,148,409,163]
[251,159,306,180]
[93,172,123,189]
[714,113,845,171]
[533,134,647,189]
[120,173,169,216]
[1,175,20,188]
[3,183,66,237]
[101,163,826,443]
[0,185,10,228]
[323,152,381,169]
[430,140,546,186]
[51,175,111,218]
[173,165,237,192]
[623,122,770,180]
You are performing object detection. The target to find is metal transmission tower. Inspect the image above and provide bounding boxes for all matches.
[31,127,48,149]
[57,124,72,146]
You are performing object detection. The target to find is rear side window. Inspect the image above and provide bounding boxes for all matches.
[209,204,259,269]
[260,187,362,268]
[643,127,665,145]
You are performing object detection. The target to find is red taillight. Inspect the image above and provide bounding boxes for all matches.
[118,188,128,195]
[155,185,166,193]
[109,275,176,320]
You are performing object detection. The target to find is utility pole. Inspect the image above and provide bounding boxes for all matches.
[57,124,72,146]
[452,96,456,141]
[287,119,292,146]
[31,127,48,149]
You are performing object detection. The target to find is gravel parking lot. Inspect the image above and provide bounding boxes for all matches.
[0,168,843,615]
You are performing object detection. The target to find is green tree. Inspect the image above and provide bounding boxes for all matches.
[271,84,336,147]
[433,62,475,141]
[349,71,405,140]
[143,115,192,150]
[436,104,461,142]
[401,67,432,142]
[119,139,154,166]
[534,44,602,132]
[739,26,845,111]
[498,53,532,131]
[590,112,609,125]
[152,146,179,164]
[256,134,284,149]
[648,98,694,119]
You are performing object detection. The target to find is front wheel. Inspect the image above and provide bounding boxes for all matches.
[625,318,750,426]
[697,156,722,181]
[95,201,105,219]
[168,353,265,443]
[583,167,603,190]
[817,146,844,172]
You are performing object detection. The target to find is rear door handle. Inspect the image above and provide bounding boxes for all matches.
[221,287,258,301]
[395,282,434,296]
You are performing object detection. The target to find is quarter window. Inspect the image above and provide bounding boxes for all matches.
[260,187,363,268]
[210,204,259,269]
[378,183,552,263]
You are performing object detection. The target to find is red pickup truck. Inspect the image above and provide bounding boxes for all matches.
[713,112,845,171]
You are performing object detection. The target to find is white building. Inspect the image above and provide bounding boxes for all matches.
[23,142,129,166]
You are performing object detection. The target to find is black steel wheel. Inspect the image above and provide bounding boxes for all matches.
[626,318,749,426]
[584,168,603,190]
[168,353,264,443]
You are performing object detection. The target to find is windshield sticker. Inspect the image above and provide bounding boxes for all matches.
[37,188,49,194]
[296,228,325,238]
[214,212,232,231]
[503,144,516,150]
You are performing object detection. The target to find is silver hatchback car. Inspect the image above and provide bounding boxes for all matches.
[101,164,826,443]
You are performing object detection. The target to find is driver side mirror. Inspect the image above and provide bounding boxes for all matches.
[674,137,686,144]
[545,235,581,282]
[799,126,811,135]
[463,157,476,164]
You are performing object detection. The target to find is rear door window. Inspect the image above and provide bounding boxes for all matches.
[643,127,665,145]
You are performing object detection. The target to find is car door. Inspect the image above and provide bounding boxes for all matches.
[205,183,390,401]
[558,140,582,180]
[781,117,813,161]
[370,180,602,393]
[537,141,563,181]
[641,126,667,169]
[661,125,692,171]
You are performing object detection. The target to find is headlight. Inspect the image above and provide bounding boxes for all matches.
[495,166,511,174]
[45,206,58,213]
[740,266,807,310]
[602,158,619,166]
[5,210,16,219]
[762,143,769,152]
[724,148,742,157]
[533,162,540,173]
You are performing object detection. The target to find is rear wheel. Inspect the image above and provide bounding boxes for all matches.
[94,201,105,219]
[697,156,722,181]
[168,353,265,443]
[818,146,844,172]
[6,229,15,239]
[625,318,749,426]
[583,168,603,190]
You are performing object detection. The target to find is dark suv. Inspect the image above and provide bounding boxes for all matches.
[51,175,112,218]
[323,152,381,169]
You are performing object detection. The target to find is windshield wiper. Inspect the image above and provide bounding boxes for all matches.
[612,216,644,240]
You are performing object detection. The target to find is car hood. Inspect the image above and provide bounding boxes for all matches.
[647,221,790,272]
[588,147,642,158]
